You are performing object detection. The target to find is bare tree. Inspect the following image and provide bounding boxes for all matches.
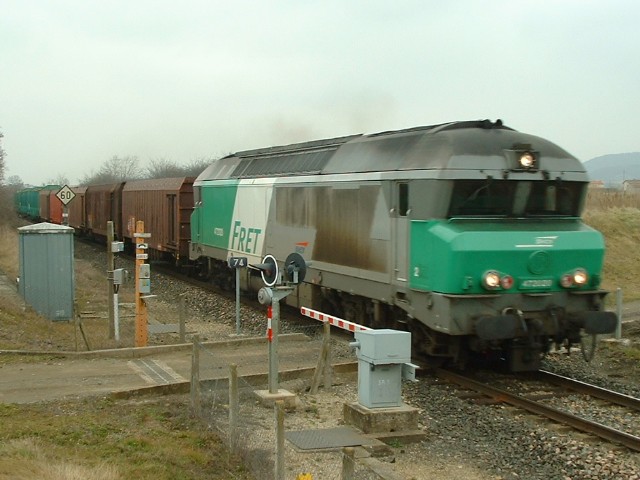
[79,155,141,185]
[45,174,70,186]
[184,157,216,177]
[6,175,23,188]
[146,158,186,179]
[0,130,13,224]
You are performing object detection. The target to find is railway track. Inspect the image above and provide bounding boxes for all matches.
[434,367,640,452]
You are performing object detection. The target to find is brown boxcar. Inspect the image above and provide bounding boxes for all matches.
[121,177,195,261]
[38,185,60,221]
[48,191,63,224]
[67,186,88,231]
[85,183,125,238]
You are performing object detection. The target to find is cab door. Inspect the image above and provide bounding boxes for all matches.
[393,182,409,284]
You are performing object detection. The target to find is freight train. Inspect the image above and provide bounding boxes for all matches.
[15,178,195,263]
[16,120,618,371]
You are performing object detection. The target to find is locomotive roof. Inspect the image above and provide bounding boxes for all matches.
[196,120,583,181]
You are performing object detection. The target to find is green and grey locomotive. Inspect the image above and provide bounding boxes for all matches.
[189,119,617,371]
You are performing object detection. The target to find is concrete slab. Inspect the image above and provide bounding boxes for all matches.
[343,401,422,437]
[254,388,297,408]
[285,426,376,451]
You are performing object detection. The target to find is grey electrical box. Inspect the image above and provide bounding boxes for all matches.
[18,222,75,321]
[139,264,150,278]
[355,329,411,365]
[352,329,412,409]
[112,268,124,285]
[139,278,151,293]
[111,241,124,252]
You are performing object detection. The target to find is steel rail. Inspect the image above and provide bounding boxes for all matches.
[535,369,640,412]
[435,368,640,452]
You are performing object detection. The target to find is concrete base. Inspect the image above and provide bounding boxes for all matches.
[343,401,425,444]
[254,389,297,409]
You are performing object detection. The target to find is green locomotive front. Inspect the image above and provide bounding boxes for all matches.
[189,120,617,371]
[409,178,616,370]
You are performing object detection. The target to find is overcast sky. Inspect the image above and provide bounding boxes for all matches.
[1,0,638,185]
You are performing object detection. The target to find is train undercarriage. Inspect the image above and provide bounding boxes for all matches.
[194,257,617,372]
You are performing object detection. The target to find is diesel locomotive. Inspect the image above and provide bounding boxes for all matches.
[189,119,617,371]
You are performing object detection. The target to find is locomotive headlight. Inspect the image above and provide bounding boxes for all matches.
[519,152,536,169]
[482,271,501,289]
[560,268,589,288]
[573,269,588,285]
[506,146,539,171]
[482,271,514,291]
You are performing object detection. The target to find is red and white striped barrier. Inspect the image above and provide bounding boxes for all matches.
[267,305,273,342]
[300,307,371,333]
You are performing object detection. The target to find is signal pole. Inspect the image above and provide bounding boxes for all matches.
[107,221,115,339]
[134,220,150,347]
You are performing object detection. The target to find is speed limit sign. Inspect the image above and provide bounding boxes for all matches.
[55,185,76,206]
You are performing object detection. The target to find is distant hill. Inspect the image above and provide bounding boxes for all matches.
[583,153,640,186]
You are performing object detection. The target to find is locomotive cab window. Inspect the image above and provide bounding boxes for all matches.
[448,179,584,218]
[398,183,409,216]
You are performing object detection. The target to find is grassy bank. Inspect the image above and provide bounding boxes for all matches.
[584,190,640,302]
[0,396,253,480]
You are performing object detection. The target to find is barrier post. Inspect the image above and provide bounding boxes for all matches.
[616,287,623,339]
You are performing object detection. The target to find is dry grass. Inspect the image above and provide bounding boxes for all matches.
[0,438,119,480]
[0,397,253,480]
[0,224,19,280]
[584,190,640,303]
[585,189,640,211]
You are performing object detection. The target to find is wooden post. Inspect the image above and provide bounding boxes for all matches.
[191,334,201,416]
[229,364,239,453]
[179,296,186,343]
[134,220,148,347]
[342,447,355,480]
[310,321,331,394]
[323,321,332,392]
[107,221,115,339]
[275,400,285,480]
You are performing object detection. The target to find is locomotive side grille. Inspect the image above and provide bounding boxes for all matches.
[230,149,334,178]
